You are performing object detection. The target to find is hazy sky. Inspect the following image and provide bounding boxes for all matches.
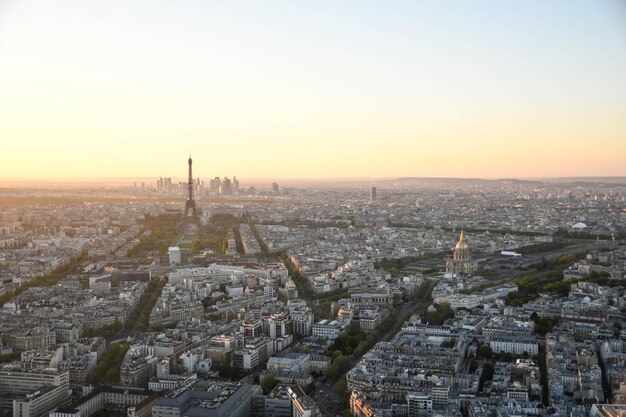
[1,1,625,180]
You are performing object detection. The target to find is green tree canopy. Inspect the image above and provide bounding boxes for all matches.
[261,375,279,394]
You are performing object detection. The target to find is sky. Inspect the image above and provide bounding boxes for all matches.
[0,0,625,181]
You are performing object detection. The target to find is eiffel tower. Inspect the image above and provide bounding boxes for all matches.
[180,156,201,234]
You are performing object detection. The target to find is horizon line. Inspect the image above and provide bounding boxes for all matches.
[1,175,625,182]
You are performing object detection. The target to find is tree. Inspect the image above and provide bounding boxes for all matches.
[556,254,574,265]
[425,302,454,325]
[112,318,122,331]
[614,321,622,338]
[441,339,456,348]
[334,376,347,397]
[327,364,340,381]
[109,343,121,356]
[261,375,278,394]
[327,354,352,381]
[293,346,312,354]
[89,368,104,384]
[494,351,514,362]
[104,367,119,384]
[333,354,352,373]
[534,316,559,336]
[202,297,216,308]
[478,345,493,360]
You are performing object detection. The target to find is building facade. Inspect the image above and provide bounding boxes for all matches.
[445,231,478,275]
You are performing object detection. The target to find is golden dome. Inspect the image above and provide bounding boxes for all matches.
[455,230,469,250]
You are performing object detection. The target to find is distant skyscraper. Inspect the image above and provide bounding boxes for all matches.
[157,177,172,194]
[220,177,232,195]
[209,177,220,194]
[232,176,240,194]
[272,182,279,193]
[370,186,377,202]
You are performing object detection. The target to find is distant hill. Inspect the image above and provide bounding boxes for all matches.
[389,177,542,186]
[537,177,626,185]
[389,177,626,186]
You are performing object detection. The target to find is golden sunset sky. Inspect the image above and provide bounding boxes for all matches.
[0,1,625,180]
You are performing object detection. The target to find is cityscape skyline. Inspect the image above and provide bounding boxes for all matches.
[1,1,625,179]
[2,2,626,416]
[1,173,625,417]
[1,174,626,191]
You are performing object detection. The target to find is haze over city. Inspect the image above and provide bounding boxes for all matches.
[1,0,625,180]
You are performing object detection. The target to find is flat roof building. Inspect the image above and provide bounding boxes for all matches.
[153,380,261,417]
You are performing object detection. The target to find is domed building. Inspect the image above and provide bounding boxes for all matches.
[445,231,478,275]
